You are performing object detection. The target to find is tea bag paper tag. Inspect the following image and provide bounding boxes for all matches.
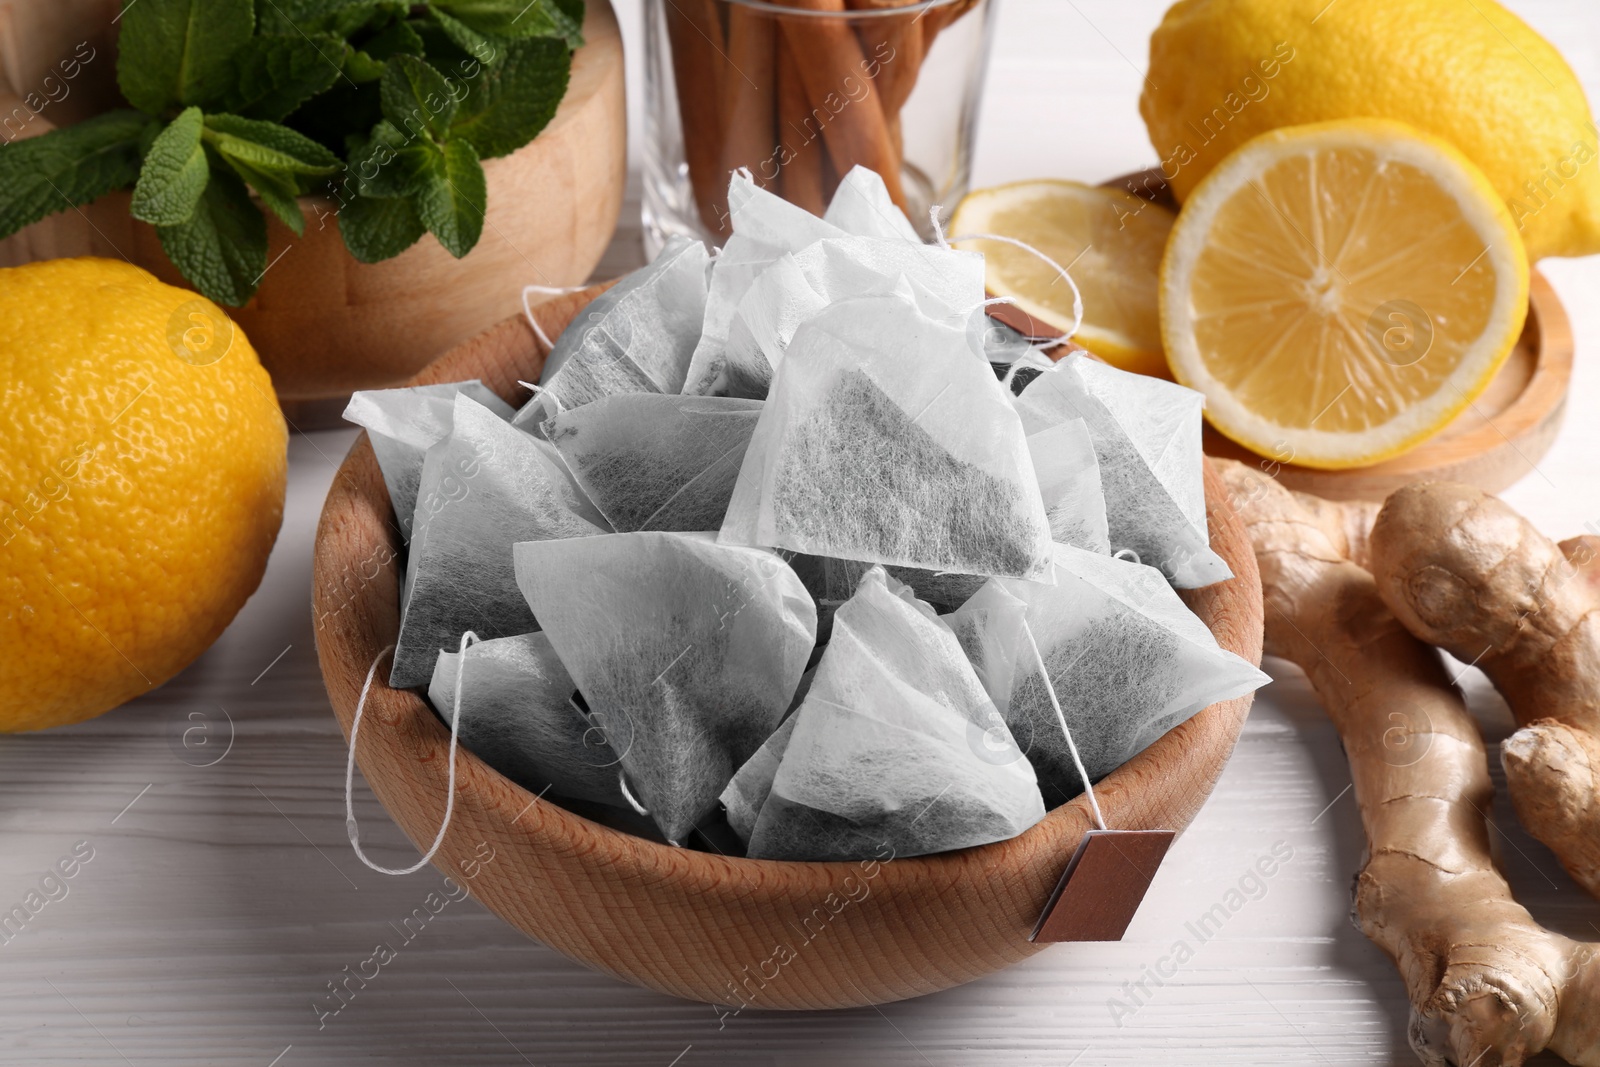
[1030,828,1175,942]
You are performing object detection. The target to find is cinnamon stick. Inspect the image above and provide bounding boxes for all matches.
[772,0,908,211]
[720,5,779,192]
[845,0,926,120]
[775,34,827,214]
[663,0,731,233]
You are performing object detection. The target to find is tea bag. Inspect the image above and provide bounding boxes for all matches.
[721,284,1055,581]
[946,580,1030,715]
[720,712,798,845]
[681,172,845,398]
[816,556,985,614]
[391,395,608,687]
[343,381,514,540]
[543,393,762,532]
[737,236,986,379]
[1014,353,1230,587]
[513,234,710,428]
[1028,418,1110,554]
[513,531,816,845]
[428,632,625,807]
[989,542,1268,807]
[823,165,922,243]
[745,567,1045,861]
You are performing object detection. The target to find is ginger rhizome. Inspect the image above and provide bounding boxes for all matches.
[1369,482,1600,900]
[1216,460,1600,1067]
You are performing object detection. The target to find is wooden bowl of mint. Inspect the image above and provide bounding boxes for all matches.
[0,0,624,400]
[310,284,1269,1010]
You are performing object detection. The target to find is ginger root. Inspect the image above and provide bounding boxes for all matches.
[1216,460,1600,1067]
[1369,483,1600,900]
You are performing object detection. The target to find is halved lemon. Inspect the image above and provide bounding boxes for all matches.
[952,180,1176,378]
[1160,119,1529,470]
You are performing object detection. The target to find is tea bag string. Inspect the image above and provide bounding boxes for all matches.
[929,206,1085,347]
[1019,620,1108,832]
[521,283,589,350]
[344,631,478,875]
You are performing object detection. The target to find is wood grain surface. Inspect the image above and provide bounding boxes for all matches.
[0,0,628,401]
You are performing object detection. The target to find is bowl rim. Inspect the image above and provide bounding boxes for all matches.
[310,283,1267,1007]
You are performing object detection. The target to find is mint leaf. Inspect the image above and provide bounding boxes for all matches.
[194,34,347,120]
[348,120,414,197]
[344,50,388,84]
[117,0,256,115]
[381,55,459,141]
[201,115,341,236]
[0,111,151,238]
[156,163,268,307]
[411,137,484,257]
[257,0,405,37]
[203,114,342,180]
[450,36,569,159]
[362,19,427,61]
[338,192,425,262]
[230,159,308,235]
[430,0,582,47]
[131,107,210,226]
[425,8,496,62]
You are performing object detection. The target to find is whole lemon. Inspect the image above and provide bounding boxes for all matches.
[0,258,287,731]
[1140,0,1600,261]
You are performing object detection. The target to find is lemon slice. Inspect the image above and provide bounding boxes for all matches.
[1160,119,1529,470]
[951,180,1175,378]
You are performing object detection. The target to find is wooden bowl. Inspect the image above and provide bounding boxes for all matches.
[0,0,626,401]
[1103,168,1574,502]
[311,286,1267,1008]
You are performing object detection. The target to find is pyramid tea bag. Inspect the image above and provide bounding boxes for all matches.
[823,165,922,242]
[343,381,514,540]
[736,236,986,381]
[988,543,1268,807]
[1028,418,1110,554]
[946,580,1030,715]
[720,713,798,845]
[1014,354,1230,587]
[721,285,1055,581]
[392,395,607,687]
[428,632,625,807]
[513,235,710,428]
[544,393,763,532]
[745,567,1045,861]
[814,556,984,614]
[682,172,845,398]
[513,531,816,845]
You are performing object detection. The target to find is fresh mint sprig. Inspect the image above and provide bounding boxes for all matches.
[0,0,582,307]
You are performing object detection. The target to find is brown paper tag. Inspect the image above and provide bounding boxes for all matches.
[1029,829,1175,943]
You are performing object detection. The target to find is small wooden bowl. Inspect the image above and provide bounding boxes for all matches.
[311,286,1267,1008]
[0,0,626,401]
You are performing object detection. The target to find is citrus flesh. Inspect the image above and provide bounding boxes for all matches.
[952,181,1175,378]
[0,258,287,731]
[1140,0,1600,261]
[1160,120,1529,470]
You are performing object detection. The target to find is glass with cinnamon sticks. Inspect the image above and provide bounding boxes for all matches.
[644,0,993,248]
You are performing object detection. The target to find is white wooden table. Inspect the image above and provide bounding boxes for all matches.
[4,2,1598,1063]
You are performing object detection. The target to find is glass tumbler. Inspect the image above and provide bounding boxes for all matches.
[642,0,995,251]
